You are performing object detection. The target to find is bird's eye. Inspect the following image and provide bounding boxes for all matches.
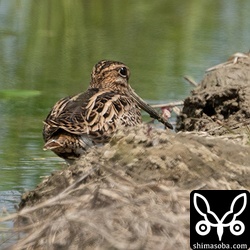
[119,67,128,78]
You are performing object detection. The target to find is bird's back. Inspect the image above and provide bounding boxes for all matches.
[42,59,172,163]
[43,87,141,161]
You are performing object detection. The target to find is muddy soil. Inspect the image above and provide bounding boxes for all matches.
[13,126,250,250]
[3,53,250,250]
[176,53,250,134]
[19,127,250,210]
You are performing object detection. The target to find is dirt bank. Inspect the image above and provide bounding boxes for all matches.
[2,53,250,250]
[176,52,250,134]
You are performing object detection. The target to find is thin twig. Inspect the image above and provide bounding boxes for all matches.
[151,101,183,108]
[183,75,198,87]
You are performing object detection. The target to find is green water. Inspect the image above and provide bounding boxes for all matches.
[0,0,250,234]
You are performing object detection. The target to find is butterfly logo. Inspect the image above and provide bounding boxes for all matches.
[193,193,247,241]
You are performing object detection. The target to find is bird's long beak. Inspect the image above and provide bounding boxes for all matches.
[129,87,173,129]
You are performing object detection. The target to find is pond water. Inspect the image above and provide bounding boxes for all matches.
[0,0,250,236]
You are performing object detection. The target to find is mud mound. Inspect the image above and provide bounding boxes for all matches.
[2,125,249,250]
[176,53,250,135]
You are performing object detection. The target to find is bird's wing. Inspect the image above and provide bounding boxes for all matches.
[43,88,134,140]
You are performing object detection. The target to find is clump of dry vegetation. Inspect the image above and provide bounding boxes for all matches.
[1,124,249,250]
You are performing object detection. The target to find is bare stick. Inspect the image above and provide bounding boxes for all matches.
[183,76,198,87]
[151,101,183,108]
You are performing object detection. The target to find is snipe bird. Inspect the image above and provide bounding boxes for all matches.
[43,60,173,162]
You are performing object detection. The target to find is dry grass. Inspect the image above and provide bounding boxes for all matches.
[0,124,250,250]
[2,166,190,250]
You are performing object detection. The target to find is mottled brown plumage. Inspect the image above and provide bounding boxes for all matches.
[43,60,172,162]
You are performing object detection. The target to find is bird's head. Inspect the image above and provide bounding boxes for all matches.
[90,60,131,93]
[89,60,173,129]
